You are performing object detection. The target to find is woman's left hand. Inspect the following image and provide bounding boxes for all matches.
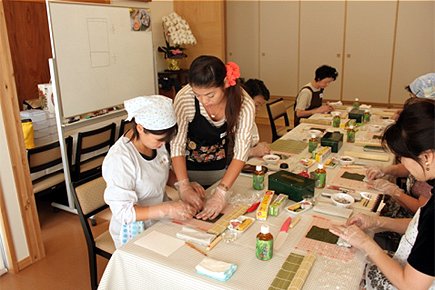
[329,224,371,251]
[195,186,226,220]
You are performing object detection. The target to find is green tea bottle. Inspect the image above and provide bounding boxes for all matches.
[308,134,318,153]
[314,163,326,188]
[256,224,273,261]
[364,109,371,123]
[253,165,265,190]
[347,125,356,143]
[353,98,360,110]
[332,112,340,128]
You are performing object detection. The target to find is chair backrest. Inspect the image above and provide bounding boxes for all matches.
[118,119,134,139]
[27,136,73,194]
[266,98,290,141]
[74,123,116,181]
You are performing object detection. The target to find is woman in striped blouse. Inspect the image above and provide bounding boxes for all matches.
[171,55,256,220]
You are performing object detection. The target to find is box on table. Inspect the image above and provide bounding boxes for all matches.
[268,171,315,202]
[349,109,364,123]
[256,190,274,220]
[321,132,343,153]
[269,194,288,216]
[313,146,331,163]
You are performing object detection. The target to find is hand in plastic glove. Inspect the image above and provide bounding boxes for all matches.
[411,181,433,199]
[250,142,271,158]
[329,224,382,255]
[367,179,402,197]
[346,212,387,230]
[174,179,204,212]
[190,181,207,198]
[366,166,386,181]
[195,186,227,220]
[148,201,196,220]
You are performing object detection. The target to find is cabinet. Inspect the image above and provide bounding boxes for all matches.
[299,1,345,100]
[226,0,435,105]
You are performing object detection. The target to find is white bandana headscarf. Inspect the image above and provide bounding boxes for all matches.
[124,95,176,130]
[409,73,435,99]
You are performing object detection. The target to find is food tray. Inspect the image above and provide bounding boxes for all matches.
[227,215,255,232]
[285,201,312,216]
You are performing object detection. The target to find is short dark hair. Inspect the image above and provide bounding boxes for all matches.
[315,65,338,82]
[382,99,435,165]
[242,79,270,101]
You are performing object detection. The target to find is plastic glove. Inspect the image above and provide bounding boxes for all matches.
[329,224,382,256]
[346,212,388,230]
[250,142,271,158]
[411,181,433,199]
[148,201,196,220]
[174,179,204,211]
[190,182,207,198]
[367,179,402,197]
[195,186,228,220]
[366,166,386,181]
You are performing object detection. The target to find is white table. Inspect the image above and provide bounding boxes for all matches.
[98,119,395,290]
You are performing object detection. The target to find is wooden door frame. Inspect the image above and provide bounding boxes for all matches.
[0,1,45,273]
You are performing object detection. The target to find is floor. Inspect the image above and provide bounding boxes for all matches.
[0,97,294,289]
[0,196,110,290]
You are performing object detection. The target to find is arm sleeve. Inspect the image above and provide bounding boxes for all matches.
[103,151,139,225]
[295,89,312,111]
[170,85,195,158]
[232,93,256,161]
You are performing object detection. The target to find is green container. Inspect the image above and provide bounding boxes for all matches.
[268,171,314,202]
[321,132,343,153]
[349,109,364,123]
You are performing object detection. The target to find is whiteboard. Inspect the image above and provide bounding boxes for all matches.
[47,1,156,118]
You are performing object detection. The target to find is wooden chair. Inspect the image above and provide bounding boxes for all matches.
[72,173,115,290]
[118,119,134,139]
[74,123,116,182]
[266,98,293,141]
[27,136,73,197]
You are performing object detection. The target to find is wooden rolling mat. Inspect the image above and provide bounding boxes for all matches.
[269,252,317,290]
[207,205,249,235]
[269,139,308,156]
[300,118,332,126]
[343,151,390,162]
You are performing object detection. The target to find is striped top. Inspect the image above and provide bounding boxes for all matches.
[170,84,256,162]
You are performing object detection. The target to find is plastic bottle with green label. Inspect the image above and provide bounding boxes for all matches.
[353,98,360,110]
[308,134,318,153]
[253,165,264,190]
[364,109,371,123]
[256,224,273,261]
[314,163,326,188]
[332,113,340,127]
[347,125,356,143]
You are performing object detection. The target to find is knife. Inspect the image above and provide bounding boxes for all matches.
[274,217,292,250]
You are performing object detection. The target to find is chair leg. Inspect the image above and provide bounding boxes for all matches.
[88,251,99,290]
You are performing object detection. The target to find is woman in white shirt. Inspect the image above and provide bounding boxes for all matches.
[103,96,196,248]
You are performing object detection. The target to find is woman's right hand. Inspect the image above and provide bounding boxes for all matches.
[174,179,204,211]
[366,166,386,180]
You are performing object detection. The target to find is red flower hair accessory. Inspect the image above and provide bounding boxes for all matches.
[225,62,240,87]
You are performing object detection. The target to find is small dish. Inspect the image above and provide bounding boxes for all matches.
[338,156,355,166]
[222,230,237,243]
[285,201,312,215]
[227,215,255,232]
[263,154,280,164]
[300,158,315,168]
[331,193,355,208]
[309,129,322,137]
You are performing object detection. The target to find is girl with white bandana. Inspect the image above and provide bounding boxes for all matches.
[330,99,435,290]
[103,95,196,248]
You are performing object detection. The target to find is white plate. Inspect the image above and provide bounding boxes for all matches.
[285,201,312,215]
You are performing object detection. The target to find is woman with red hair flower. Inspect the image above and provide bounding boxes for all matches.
[171,55,256,220]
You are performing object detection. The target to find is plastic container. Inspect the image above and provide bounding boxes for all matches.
[308,134,318,154]
[314,163,326,189]
[253,165,265,190]
[256,224,273,261]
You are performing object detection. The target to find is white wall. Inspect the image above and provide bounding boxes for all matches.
[111,0,175,72]
[0,103,29,265]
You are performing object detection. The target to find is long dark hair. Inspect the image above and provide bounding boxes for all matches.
[129,118,178,143]
[382,99,435,165]
[188,55,242,138]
